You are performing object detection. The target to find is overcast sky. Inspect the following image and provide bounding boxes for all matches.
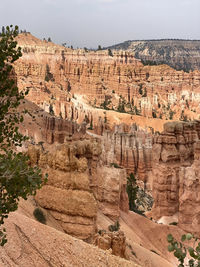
[1,0,199,48]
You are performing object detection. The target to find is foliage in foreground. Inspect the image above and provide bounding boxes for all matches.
[0,25,46,246]
[167,233,200,267]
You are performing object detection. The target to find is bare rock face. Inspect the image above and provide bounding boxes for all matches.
[18,99,86,145]
[102,124,152,182]
[149,121,200,235]
[95,230,126,258]
[42,115,86,144]
[94,166,129,220]
[14,33,200,130]
[27,137,130,240]
[28,140,101,242]
[178,141,200,234]
[108,39,200,72]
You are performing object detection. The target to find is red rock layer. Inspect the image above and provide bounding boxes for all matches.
[149,121,200,235]
[14,33,200,124]
[102,124,152,182]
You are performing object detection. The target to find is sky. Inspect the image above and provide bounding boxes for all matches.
[0,0,200,48]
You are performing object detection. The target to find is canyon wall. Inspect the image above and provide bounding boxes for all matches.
[18,99,86,145]
[14,33,200,126]
[14,34,200,235]
[27,137,129,241]
[149,121,200,235]
[102,124,152,181]
[107,39,200,72]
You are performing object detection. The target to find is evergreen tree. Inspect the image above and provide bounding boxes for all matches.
[97,45,102,50]
[1,26,5,35]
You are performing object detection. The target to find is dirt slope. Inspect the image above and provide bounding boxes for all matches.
[97,211,187,267]
[0,211,139,267]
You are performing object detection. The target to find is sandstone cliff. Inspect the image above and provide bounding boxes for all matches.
[27,137,129,241]
[17,99,86,146]
[149,120,200,235]
[102,124,152,182]
[14,33,200,127]
[107,39,200,72]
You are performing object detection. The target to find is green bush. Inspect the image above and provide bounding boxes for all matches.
[45,64,54,82]
[108,48,113,56]
[117,96,126,113]
[169,222,178,226]
[138,84,143,95]
[88,120,93,130]
[33,208,46,224]
[152,110,157,118]
[110,162,121,168]
[49,104,54,115]
[126,173,138,212]
[108,220,120,232]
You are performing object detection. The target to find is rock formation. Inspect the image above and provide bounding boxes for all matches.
[94,166,129,219]
[107,39,200,72]
[94,230,126,258]
[102,124,152,182]
[149,120,200,235]
[27,136,129,241]
[17,99,86,146]
[13,33,200,245]
[28,140,101,242]
[14,33,200,128]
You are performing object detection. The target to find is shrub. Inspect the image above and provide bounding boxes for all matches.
[97,45,102,50]
[126,173,138,212]
[169,222,178,226]
[33,208,46,224]
[152,110,157,118]
[138,84,143,95]
[98,229,106,235]
[88,120,93,130]
[110,162,121,168]
[108,48,113,56]
[169,110,175,120]
[117,96,126,113]
[49,104,54,115]
[100,98,111,110]
[45,64,54,82]
[108,220,120,232]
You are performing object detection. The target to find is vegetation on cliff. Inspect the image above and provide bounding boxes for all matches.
[126,173,139,212]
